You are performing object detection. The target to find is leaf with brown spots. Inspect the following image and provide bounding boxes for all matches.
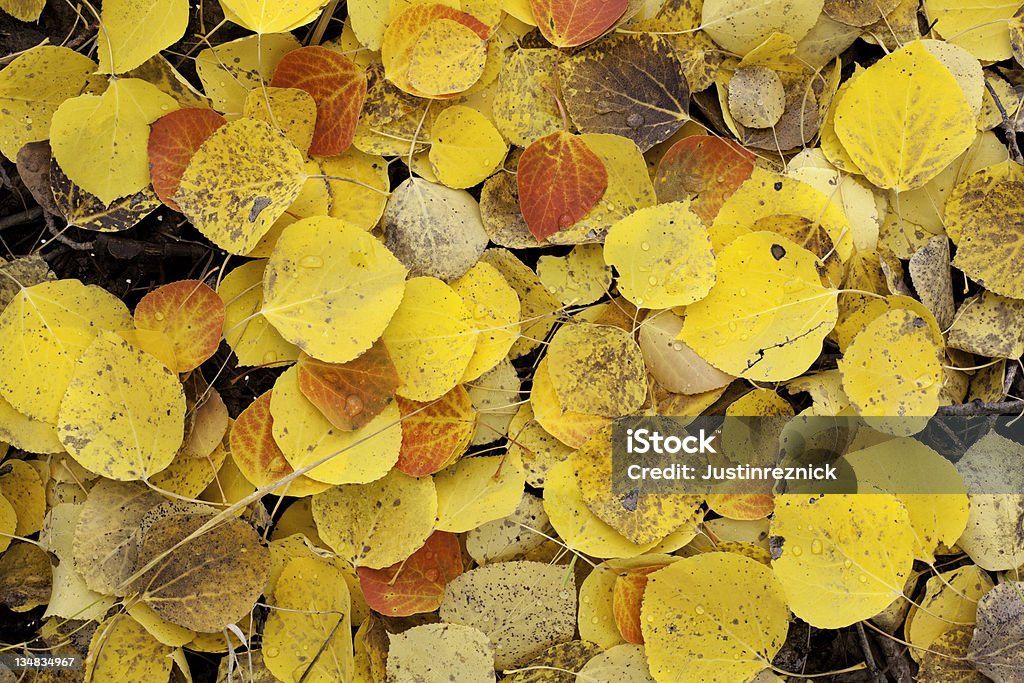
[147,107,226,211]
[357,531,463,616]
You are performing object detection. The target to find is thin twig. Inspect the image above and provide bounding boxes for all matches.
[0,207,43,231]
[938,399,1024,416]
[984,79,1023,164]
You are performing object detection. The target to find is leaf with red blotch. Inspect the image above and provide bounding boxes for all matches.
[613,564,667,644]
[517,130,608,241]
[530,0,628,47]
[653,135,755,224]
[228,391,329,497]
[147,108,226,211]
[270,46,368,157]
[357,531,464,616]
[394,386,476,477]
[296,340,401,432]
[133,279,225,373]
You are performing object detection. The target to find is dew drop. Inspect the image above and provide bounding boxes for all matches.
[300,255,324,269]
[739,333,748,340]
[153,311,165,322]
[640,241,651,251]
[695,605,705,615]
[738,288,747,296]
[843,559,853,569]
[345,395,364,416]
[810,539,823,555]
[558,213,574,229]
[626,112,644,128]
[728,322,738,332]
[263,351,277,364]
[790,545,803,557]
[424,569,439,581]
[858,574,868,583]
[716,176,725,183]
[265,647,280,658]
[672,342,684,351]
[648,276,658,286]
[590,616,599,624]
[645,613,656,622]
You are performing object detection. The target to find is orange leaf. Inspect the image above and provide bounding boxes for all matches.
[394,386,476,477]
[613,564,666,644]
[295,340,401,432]
[270,46,368,156]
[517,131,608,240]
[147,108,226,211]
[133,279,225,373]
[229,390,328,497]
[530,0,628,47]
[653,135,755,224]
[357,531,464,617]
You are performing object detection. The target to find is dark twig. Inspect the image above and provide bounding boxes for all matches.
[938,399,1024,416]
[1004,362,1019,398]
[984,79,1023,164]
[856,622,883,682]
[873,632,913,683]
[0,207,43,231]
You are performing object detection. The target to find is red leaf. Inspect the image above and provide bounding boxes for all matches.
[530,0,628,47]
[653,135,755,224]
[270,46,368,156]
[147,108,226,211]
[517,130,608,240]
[394,386,476,477]
[133,279,225,373]
[296,340,402,432]
[612,564,667,644]
[357,531,464,616]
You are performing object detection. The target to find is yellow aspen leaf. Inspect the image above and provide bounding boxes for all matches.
[174,118,306,255]
[408,19,488,97]
[546,323,646,417]
[492,48,562,147]
[387,623,496,683]
[578,644,656,682]
[311,469,437,568]
[50,79,177,204]
[711,168,853,259]
[906,565,993,661]
[948,291,1024,358]
[537,244,611,307]
[243,86,318,155]
[955,432,1024,571]
[0,0,44,20]
[701,0,824,54]
[465,492,549,563]
[506,404,572,488]
[429,105,508,189]
[220,0,328,33]
[322,149,390,230]
[262,217,408,363]
[0,394,62,454]
[381,276,479,401]
[125,602,195,647]
[57,331,185,481]
[147,441,227,498]
[270,366,401,485]
[833,40,975,191]
[770,493,916,628]
[85,614,174,683]
[480,248,560,359]
[0,46,95,161]
[573,425,703,545]
[40,503,115,620]
[0,459,44,536]
[0,279,132,424]
[439,560,576,669]
[839,309,943,433]
[642,553,788,683]
[195,33,300,113]
[679,232,839,382]
[467,357,520,447]
[434,454,525,533]
[604,201,715,309]
[0,495,14,553]
[217,260,301,367]
[841,438,969,561]
[530,356,609,448]
[97,0,189,74]
[543,459,658,558]
[263,556,354,683]
[925,0,1019,61]
[450,261,520,383]
[638,312,733,396]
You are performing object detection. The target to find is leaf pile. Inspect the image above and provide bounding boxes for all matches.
[1,0,1024,682]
